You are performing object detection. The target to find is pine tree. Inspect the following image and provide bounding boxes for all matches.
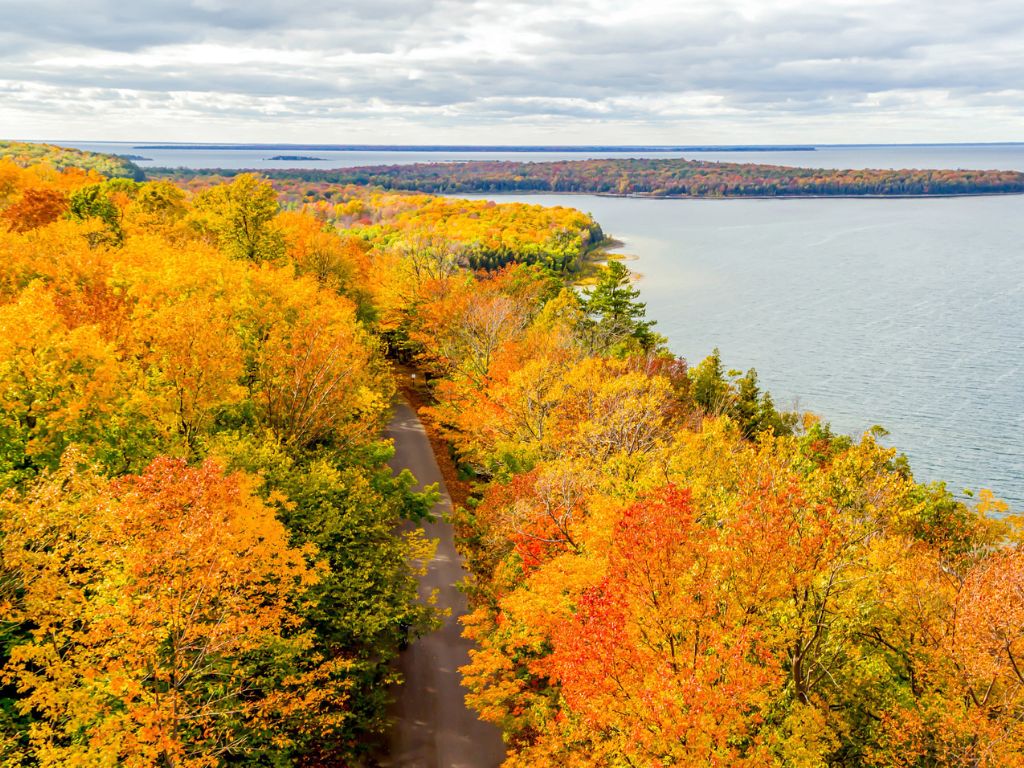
[581,261,658,353]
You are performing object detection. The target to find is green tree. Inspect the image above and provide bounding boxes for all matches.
[68,183,123,245]
[581,261,658,353]
[734,367,796,437]
[691,355,797,437]
[690,347,732,414]
[191,173,285,263]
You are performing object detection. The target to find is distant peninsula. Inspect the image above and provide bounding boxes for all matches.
[151,157,1024,198]
[266,155,326,161]
[134,143,818,153]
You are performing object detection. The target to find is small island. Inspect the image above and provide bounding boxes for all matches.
[267,155,327,161]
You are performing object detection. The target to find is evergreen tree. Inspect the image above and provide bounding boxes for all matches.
[690,348,732,414]
[691,356,797,437]
[581,261,658,353]
[734,367,763,435]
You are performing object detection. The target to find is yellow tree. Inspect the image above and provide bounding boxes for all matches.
[0,283,128,484]
[189,174,284,263]
[141,295,245,454]
[245,269,392,450]
[873,544,1024,768]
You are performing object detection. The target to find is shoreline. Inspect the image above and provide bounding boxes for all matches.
[455,189,1024,201]
[571,236,635,285]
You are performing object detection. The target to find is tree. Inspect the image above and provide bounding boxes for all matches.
[733,367,798,438]
[143,295,245,454]
[68,183,124,245]
[124,180,188,239]
[874,547,1024,768]
[1,188,68,232]
[248,272,391,450]
[0,283,138,487]
[277,211,373,316]
[544,486,781,766]
[550,357,677,474]
[690,347,732,415]
[214,435,440,755]
[411,266,551,386]
[580,261,658,353]
[191,173,284,263]
[690,354,796,437]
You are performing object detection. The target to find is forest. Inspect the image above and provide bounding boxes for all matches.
[374,212,1023,768]
[165,173,606,273]
[0,142,144,181]
[152,157,1024,197]
[0,158,439,766]
[1,146,1022,768]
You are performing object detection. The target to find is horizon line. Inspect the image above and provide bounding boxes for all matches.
[19,140,1024,151]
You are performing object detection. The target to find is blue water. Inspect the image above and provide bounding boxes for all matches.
[53,141,1024,508]
[58,141,697,170]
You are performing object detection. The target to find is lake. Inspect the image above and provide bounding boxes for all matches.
[55,141,1024,507]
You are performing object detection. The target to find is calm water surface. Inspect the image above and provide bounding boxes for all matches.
[59,142,699,170]
[54,141,1023,506]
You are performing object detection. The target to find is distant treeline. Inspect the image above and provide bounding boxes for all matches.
[137,144,816,152]
[154,158,1024,197]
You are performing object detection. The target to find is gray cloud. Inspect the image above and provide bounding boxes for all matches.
[0,0,437,51]
[2,0,1024,142]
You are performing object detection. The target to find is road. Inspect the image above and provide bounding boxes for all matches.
[381,398,507,768]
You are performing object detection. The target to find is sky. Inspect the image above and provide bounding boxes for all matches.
[3,0,1024,144]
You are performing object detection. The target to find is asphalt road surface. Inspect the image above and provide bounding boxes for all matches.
[381,398,507,768]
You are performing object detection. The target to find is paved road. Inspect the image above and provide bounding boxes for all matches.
[381,398,507,768]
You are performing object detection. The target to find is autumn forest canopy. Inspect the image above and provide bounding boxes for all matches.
[0,141,144,182]
[0,143,1022,768]
[154,156,1024,198]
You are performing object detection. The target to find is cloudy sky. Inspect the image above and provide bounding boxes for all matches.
[3,0,1024,144]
